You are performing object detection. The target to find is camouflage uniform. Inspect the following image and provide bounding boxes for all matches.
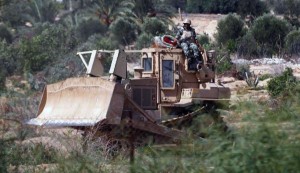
[176,26,201,64]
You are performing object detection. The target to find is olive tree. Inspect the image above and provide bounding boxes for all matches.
[110,18,138,46]
[237,0,268,18]
[285,30,300,56]
[215,14,246,52]
[251,14,291,56]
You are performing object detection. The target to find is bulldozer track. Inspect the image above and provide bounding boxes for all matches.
[161,106,206,127]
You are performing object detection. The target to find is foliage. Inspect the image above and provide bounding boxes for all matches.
[5,143,58,166]
[251,14,291,57]
[216,14,246,52]
[235,63,250,80]
[216,50,233,74]
[91,0,135,27]
[245,71,259,88]
[135,33,153,49]
[267,67,298,97]
[186,0,238,14]
[285,29,300,55]
[25,0,60,23]
[185,0,202,13]
[0,40,19,75]
[110,18,137,46]
[237,0,268,18]
[0,25,12,43]
[55,152,100,173]
[19,23,74,72]
[237,32,258,59]
[132,0,156,22]
[197,33,210,46]
[0,0,28,26]
[273,0,300,17]
[131,86,300,172]
[185,0,267,15]
[76,18,108,42]
[259,74,272,81]
[141,17,168,36]
[0,70,5,92]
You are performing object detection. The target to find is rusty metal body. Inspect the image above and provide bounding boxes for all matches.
[28,48,230,145]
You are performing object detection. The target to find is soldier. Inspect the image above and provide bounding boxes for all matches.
[176,19,202,70]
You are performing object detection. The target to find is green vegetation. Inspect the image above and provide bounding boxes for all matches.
[1,1,300,172]
[267,68,298,97]
[1,85,299,172]
[251,14,291,57]
[285,30,300,55]
[215,14,246,52]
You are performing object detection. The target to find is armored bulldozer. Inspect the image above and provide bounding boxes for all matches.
[28,46,230,149]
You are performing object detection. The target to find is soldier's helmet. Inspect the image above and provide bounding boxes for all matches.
[183,19,191,25]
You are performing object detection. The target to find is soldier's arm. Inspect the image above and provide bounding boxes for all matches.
[175,28,183,41]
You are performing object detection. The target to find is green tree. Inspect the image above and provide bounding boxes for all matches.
[215,14,246,52]
[0,25,12,43]
[251,14,291,56]
[237,32,258,59]
[0,0,28,26]
[273,0,300,17]
[135,33,153,49]
[25,0,60,23]
[267,67,298,97]
[76,18,108,42]
[237,0,268,18]
[285,30,300,55]
[273,0,300,28]
[197,33,210,46]
[142,17,168,36]
[132,0,175,28]
[186,0,238,13]
[0,40,19,75]
[19,23,73,72]
[91,0,135,27]
[132,0,155,23]
[110,18,137,46]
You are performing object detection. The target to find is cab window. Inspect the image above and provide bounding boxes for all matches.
[142,57,152,72]
[161,60,174,88]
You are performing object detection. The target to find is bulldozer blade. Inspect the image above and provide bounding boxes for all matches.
[27,77,125,127]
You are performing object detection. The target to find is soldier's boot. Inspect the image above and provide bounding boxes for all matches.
[187,57,194,71]
[195,56,202,70]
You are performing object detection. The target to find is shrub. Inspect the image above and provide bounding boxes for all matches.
[237,32,258,59]
[216,50,233,74]
[0,1,27,26]
[285,30,300,56]
[19,23,73,72]
[135,33,153,49]
[251,14,291,57]
[235,63,250,80]
[76,19,108,42]
[186,0,238,14]
[267,67,298,97]
[197,33,210,46]
[273,0,300,17]
[0,69,5,92]
[215,14,246,52]
[0,40,19,75]
[237,0,268,18]
[0,25,12,43]
[110,18,137,46]
[142,17,168,36]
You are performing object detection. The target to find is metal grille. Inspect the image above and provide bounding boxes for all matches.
[132,87,156,109]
